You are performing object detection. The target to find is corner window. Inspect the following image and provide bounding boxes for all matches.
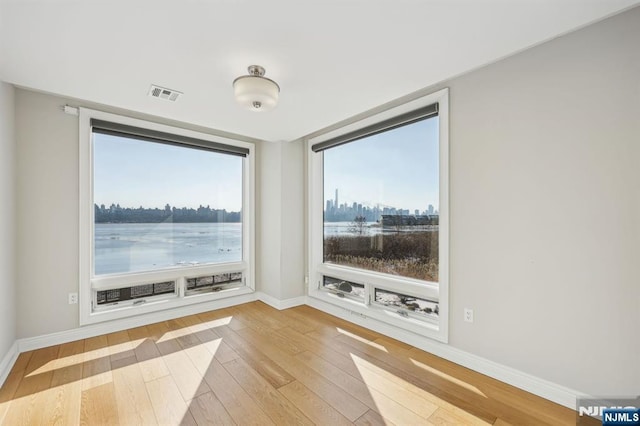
[322,117,439,282]
[79,109,255,324]
[308,89,449,342]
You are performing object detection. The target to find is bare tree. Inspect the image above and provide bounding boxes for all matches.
[348,215,367,235]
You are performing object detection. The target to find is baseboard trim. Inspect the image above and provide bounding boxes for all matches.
[3,292,306,365]
[17,292,258,353]
[5,293,586,412]
[0,341,19,388]
[256,292,306,310]
[306,296,585,410]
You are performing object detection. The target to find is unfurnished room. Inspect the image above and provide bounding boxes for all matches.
[0,1,639,425]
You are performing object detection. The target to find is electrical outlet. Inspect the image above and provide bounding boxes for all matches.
[464,308,474,323]
[68,292,78,304]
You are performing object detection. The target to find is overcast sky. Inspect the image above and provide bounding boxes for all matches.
[324,116,439,212]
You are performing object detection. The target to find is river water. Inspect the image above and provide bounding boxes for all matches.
[95,221,413,275]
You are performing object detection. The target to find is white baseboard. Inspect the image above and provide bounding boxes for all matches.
[0,341,19,388]
[306,296,585,410]
[17,292,258,353]
[14,291,312,354]
[256,292,306,310]
[3,293,586,412]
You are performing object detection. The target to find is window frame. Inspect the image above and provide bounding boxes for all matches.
[79,108,255,325]
[306,88,449,342]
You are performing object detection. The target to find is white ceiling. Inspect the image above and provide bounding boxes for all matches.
[1,0,638,142]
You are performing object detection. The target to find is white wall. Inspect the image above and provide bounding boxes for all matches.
[279,141,305,300]
[445,6,640,395]
[303,5,639,398]
[16,91,82,337]
[14,92,265,337]
[256,140,306,301]
[256,141,283,298]
[14,89,305,337]
[0,82,16,361]
[11,5,639,400]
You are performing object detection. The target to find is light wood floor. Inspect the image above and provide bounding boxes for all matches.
[0,301,584,425]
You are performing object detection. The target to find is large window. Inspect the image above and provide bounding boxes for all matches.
[308,89,449,342]
[93,132,243,276]
[323,117,439,281]
[80,109,255,324]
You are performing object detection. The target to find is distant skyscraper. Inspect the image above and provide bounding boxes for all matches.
[335,189,338,209]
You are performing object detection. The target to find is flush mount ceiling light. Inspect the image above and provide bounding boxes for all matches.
[233,65,280,112]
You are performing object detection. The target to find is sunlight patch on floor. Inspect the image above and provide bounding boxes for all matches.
[351,353,491,425]
[157,327,197,343]
[410,358,487,397]
[162,349,210,401]
[190,316,232,331]
[336,328,388,352]
[2,386,78,425]
[157,317,232,343]
[82,370,114,391]
[0,400,10,424]
[26,352,83,377]
[201,337,222,356]
[26,340,143,377]
[351,353,436,424]
[183,340,218,377]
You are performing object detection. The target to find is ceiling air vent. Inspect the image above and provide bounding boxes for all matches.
[148,84,182,102]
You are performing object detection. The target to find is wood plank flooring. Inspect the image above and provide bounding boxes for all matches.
[0,301,587,425]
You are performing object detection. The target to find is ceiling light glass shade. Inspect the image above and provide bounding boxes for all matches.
[233,66,280,112]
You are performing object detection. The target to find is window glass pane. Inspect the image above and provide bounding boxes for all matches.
[185,272,243,296]
[96,281,176,305]
[323,117,439,282]
[322,276,364,300]
[93,133,243,276]
[374,288,439,318]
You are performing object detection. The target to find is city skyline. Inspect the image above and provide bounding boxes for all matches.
[324,188,438,223]
[325,188,438,214]
[94,115,438,213]
[323,116,439,212]
[93,133,243,211]
[92,190,435,219]
[94,202,240,213]
[94,203,241,223]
